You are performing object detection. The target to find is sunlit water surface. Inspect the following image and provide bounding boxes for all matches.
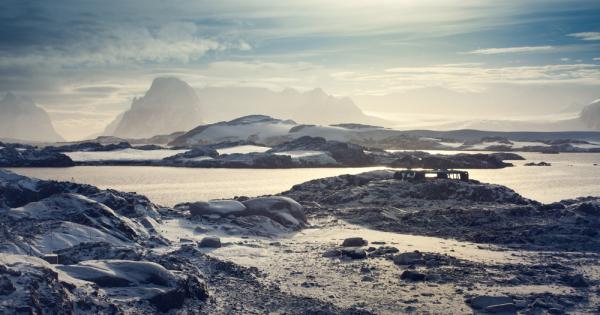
[6,152,600,206]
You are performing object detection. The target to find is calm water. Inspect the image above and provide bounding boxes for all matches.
[6,152,600,206]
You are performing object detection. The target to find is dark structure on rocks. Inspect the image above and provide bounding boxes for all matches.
[394,169,469,181]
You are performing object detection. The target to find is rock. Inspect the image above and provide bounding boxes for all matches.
[199,236,222,248]
[561,273,589,287]
[524,161,551,166]
[393,252,423,265]
[400,270,426,281]
[0,147,74,167]
[369,246,399,256]
[322,249,341,258]
[268,136,373,166]
[341,237,368,247]
[467,296,514,310]
[0,276,15,295]
[389,152,512,169]
[149,288,187,312]
[340,248,367,259]
[485,303,517,314]
[188,200,247,217]
[163,146,219,161]
[242,196,307,228]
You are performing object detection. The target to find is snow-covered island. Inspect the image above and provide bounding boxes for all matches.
[1,168,599,314]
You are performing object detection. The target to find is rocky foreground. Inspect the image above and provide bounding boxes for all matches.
[1,169,599,314]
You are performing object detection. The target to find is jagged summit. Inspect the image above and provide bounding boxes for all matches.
[105,77,204,139]
[0,92,63,142]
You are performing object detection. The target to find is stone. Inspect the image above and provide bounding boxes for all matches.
[341,237,368,247]
[485,303,517,314]
[561,274,589,287]
[400,270,426,281]
[467,296,514,310]
[340,248,367,259]
[199,236,222,248]
[393,251,423,265]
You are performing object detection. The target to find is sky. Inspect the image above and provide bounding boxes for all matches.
[1,0,600,140]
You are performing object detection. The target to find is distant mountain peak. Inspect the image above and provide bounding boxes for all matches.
[0,92,64,142]
[105,77,204,139]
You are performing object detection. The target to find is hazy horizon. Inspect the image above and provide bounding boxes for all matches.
[1,1,600,140]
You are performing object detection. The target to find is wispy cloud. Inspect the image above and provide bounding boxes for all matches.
[464,46,554,55]
[568,32,600,41]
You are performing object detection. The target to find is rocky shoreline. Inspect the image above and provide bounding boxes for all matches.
[1,169,599,314]
[7,136,522,169]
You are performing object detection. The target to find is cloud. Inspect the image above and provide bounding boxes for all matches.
[343,63,600,93]
[464,46,554,55]
[568,32,600,41]
[0,22,253,68]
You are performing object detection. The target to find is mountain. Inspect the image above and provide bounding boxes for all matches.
[196,86,390,126]
[105,77,204,139]
[392,98,600,132]
[579,99,600,130]
[169,114,395,147]
[0,92,63,142]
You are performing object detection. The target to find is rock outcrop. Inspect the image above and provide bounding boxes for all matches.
[0,146,74,167]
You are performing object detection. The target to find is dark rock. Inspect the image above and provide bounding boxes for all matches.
[561,274,589,287]
[242,196,307,228]
[322,249,341,258]
[485,303,517,314]
[0,276,15,295]
[199,236,222,248]
[268,136,373,166]
[341,237,368,247]
[400,270,426,281]
[467,296,514,310]
[524,161,551,166]
[0,147,74,167]
[340,248,367,259]
[393,252,423,265]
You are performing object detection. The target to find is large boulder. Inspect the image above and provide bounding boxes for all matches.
[188,200,247,217]
[198,236,222,248]
[242,196,307,229]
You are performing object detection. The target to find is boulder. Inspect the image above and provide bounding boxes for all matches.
[199,236,222,248]
[485,303,517,314]
[242,196,307,228]
[393,252,423,265]
[561,273,589,287]
[340,248,367,259]
[400,270,426,281]
[467,295,514,310]
[341,237,368,247]
[188,200,247,217]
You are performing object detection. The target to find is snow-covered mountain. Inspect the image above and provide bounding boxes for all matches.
[580,99,600,130]
[0,93,63,142]
[168,115,388,147]
[105,77,204,139]
[196,86,389,126]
